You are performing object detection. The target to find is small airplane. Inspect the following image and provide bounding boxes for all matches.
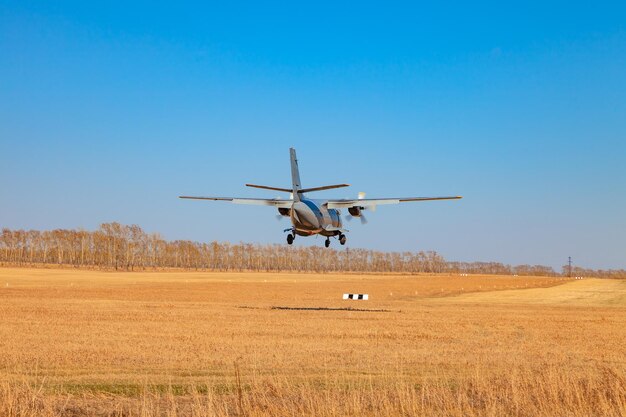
[180,148,462,247]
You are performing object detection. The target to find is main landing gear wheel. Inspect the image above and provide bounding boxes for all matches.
[339,234,347,245]
[324,238,331,248]
[286,234,294,245]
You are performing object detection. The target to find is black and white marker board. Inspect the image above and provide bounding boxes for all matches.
[343,293,369,300]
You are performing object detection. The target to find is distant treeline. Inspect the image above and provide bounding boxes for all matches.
[1,223,624,278]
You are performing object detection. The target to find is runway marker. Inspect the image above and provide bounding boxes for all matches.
[343,293,369,300]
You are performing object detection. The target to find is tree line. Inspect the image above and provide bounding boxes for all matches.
[1,223,624,278]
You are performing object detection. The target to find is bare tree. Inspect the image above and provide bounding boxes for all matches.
[0,223,623,277]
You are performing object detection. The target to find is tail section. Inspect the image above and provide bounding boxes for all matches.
[290,148,302,201]
[244,149,348,201]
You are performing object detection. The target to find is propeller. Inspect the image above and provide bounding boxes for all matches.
[276,196,285,221]
[357,192,369,224]
[344,192,369,224]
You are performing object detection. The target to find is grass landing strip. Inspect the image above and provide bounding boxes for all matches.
[1,268,625,416]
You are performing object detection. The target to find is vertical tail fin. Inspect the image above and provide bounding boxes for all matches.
[290,148,302,201]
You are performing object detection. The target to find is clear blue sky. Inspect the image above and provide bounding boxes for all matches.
[1,1,625,270]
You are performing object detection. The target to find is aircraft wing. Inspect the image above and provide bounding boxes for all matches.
[327,196,462,209]
[179,196,293,208]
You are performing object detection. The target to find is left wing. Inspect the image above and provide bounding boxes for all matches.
[179,196,293,208]
[327,196,462,209]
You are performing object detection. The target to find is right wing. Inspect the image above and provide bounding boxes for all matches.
[327,196,462,208]
[179,196,293,208]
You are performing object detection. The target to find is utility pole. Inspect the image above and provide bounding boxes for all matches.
[568,256,572,278]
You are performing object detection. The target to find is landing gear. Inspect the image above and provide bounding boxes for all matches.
[339,234,347,245]
[286,234,294,245]
[325,238,331,248]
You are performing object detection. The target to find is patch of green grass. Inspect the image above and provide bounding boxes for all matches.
[53,382,252,396]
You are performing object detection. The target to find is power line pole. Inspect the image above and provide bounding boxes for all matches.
[568,256,572,278]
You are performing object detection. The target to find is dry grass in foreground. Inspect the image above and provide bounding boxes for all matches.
[3,365,625,417]
[0,268,625,416]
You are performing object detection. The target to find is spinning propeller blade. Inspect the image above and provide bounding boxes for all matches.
[343,192,369,224]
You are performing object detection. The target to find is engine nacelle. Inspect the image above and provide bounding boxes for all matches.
[348,206,363,217]
[278,207,291,217]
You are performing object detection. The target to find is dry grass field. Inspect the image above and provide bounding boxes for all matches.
[0,268,625,416]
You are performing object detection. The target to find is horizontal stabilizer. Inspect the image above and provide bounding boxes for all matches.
[300,184,350,193]
[245,184,292,193]
[246,183,350,194]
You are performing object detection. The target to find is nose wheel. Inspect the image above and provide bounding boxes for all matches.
[287,234,294,245]
[324,238,330,248]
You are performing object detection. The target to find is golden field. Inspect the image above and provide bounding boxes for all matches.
[0,268,625,416]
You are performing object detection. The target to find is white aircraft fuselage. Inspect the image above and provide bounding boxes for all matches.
[289,198,342,237]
